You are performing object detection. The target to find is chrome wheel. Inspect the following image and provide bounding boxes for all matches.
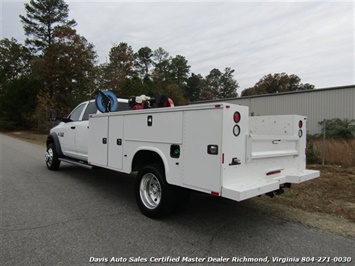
[139,173,162,210]
[135,164,178,218]
[45,143,60,170]
[46,147,54,167]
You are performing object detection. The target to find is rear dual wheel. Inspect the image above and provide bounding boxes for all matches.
[135,164,178,218]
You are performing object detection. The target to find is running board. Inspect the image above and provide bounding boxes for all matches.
[59,158,93,169]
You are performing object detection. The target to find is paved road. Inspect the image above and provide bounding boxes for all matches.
[0,134,354,266]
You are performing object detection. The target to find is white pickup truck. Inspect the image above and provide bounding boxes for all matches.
[46,98,319,218]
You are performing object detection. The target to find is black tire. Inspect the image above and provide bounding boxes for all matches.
[176,187,191,211]
[135,164,178,218]
[45,143,61,170]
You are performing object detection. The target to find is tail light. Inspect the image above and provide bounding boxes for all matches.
[299,120,303,128]
[233,112,241,123]
[298,119,304,137]
[233,111,241,137]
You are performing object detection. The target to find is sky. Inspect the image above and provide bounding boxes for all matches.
[1,0,354,95]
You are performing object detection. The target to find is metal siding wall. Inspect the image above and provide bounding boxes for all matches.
[227,86,355,135]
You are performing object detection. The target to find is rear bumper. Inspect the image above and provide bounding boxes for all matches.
[276,169,320,183]
[222,169,320,201]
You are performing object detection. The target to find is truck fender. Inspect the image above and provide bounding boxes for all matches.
[131,146,173,184]
[46,132,64,158]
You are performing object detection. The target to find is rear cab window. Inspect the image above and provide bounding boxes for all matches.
[83,102,98,120]
[69,100,129,122]
[68,103,86,121]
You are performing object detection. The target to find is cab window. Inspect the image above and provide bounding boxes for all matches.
[68,103,86,121]
[82,102,98,120]
[117,102,129,111]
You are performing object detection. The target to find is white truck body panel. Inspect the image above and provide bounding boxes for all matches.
[87,102,319,201]
[53,99,128,163]
[182,108,223,192]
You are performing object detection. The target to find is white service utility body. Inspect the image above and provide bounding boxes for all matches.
[46,101,319,218]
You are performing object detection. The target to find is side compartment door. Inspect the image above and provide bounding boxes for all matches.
[182,109,222,193]
[88,116,108,167]
[108,115,124,170]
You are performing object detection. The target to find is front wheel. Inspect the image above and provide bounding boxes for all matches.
[45,143,61,170]
[135,164,178,218]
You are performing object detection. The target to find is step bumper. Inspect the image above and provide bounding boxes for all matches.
[222,169,320,201]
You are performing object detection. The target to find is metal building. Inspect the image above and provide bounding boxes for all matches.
[194,85,355,135]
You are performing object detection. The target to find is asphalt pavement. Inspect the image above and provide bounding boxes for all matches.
[0,133,354,266]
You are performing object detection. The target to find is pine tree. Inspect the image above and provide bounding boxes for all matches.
[20,0,76,53]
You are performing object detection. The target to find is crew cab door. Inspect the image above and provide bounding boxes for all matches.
[60,102,97,161]
[60,103,87,158]
[75,102,97,160]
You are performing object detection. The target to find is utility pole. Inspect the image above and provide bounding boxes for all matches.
[322,119,326,165]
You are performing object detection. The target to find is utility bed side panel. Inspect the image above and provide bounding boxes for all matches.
[122,140,182,185]
[220,104,250,184]
[124,111,183,144]
[182,107,223,193]
[122,111,184,184]
[88,116,108,167]
[108,115,124,170]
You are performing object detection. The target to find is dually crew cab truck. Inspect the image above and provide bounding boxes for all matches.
[46,96,319,218]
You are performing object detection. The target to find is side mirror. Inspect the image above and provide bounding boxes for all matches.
[50,109,69,122]
[61,117,72,123]
[49,109,58,121]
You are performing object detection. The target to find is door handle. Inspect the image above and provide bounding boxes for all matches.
[71,126,76,129]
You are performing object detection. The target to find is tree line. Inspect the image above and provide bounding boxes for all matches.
[0,0,313,132]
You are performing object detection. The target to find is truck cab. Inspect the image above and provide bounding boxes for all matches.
[46,98,128,164]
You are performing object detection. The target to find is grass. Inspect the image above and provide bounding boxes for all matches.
[5,131,47,147]
[250,138,355,237]
[308,138,355,166]
[276,165,354,222]
[4,131,355,236]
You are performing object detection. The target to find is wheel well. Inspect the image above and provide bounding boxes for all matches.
[46,133,64,157]
[132,150,164,173]
[46,135,54,147]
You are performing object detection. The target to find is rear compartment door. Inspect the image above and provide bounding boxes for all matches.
[246,115,304,162]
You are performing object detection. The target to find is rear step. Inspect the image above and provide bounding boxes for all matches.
[59,158,93,169]
[222,169,319,202]
[222,179,280,201]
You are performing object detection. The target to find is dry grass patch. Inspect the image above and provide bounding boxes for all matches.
[276,165,355,222]
[310,139,355,166]
[251,164,355,237]
[258,165,355,222]
[5,131,47,147]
